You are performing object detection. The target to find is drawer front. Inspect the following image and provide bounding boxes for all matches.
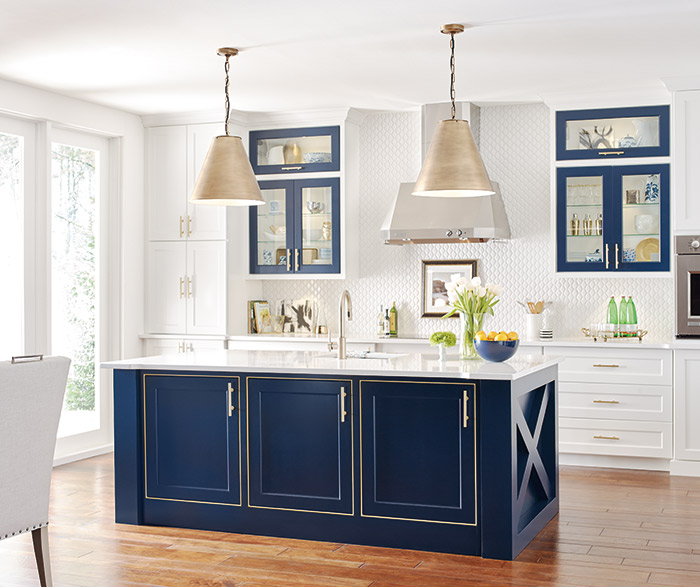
[559,382,671,422]
[559,417,672,458]
[544,347,671,385]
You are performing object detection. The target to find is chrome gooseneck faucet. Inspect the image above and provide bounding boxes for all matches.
[328,290,353,359]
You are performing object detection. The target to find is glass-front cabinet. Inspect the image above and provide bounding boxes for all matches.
[249,126,340,175]
[556,105,669,160]
[556,165,669,272]
[249,178,340,275]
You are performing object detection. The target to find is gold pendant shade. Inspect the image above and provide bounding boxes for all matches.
[190,135,264,206]
[413,120,494,197]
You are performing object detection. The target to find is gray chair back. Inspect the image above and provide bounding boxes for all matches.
[0,356,70,540]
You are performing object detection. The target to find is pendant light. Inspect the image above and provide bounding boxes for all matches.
[413,24,494,198]
[190,48,264,206]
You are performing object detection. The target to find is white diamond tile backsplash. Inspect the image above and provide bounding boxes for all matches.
[261,105,673,340]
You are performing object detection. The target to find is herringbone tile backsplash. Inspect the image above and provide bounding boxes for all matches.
[262,105,674,340]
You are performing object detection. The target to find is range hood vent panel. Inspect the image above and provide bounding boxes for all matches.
[380,182,511,245]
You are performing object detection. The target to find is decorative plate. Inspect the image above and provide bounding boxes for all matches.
[635,237,660,262]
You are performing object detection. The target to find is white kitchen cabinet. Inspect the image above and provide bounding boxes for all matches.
[673,350,700,462]
[144,338,225,356]
[672,91,700,232]
[544,345,672,460]
[148,123,227,241]
[147,241,226,335]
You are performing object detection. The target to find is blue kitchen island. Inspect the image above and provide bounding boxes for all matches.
[102,350,560,560]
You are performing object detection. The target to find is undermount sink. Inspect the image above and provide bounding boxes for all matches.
[315,351,408,360]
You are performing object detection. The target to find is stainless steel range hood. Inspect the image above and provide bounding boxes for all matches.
[380,181,511,245]
[380,102,511,245]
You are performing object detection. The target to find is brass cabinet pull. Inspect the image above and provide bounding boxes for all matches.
[228,382,235,416]
[295,248,300,271]
[463,390,469,428]
[281,166,303,171]
[615,243,620,269]
[179,277,185,299]
[187,215,192,237]
[179,216,185,238]
[605,244,609,269]
[177,342,184,353]
[187,277,193,298]
[187,343,193,352]
[286,248,291,272]
[593,363,620,368]
[594,435,620,440]
[593,399,620,404]
[599,151,624,156]
[340,386,347,423]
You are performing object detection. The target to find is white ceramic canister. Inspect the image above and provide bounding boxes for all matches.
[526,313,544,341]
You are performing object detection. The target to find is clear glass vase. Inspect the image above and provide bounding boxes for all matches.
[459,312,486,360]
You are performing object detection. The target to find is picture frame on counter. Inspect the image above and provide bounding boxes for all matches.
[421,259,478,318]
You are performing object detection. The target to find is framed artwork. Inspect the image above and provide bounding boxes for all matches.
[421,259,478,318]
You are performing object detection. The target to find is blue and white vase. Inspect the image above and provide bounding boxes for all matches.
[644,175,660,202]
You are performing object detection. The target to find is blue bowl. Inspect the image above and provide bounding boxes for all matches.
[474,339,519,362]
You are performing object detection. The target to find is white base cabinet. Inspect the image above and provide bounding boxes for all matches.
[144,338,225,356]
[544,345,673,459]
[147,241,226,335]
[674,350,700,462]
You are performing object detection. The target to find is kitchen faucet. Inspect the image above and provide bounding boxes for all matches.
[328,290,353,359]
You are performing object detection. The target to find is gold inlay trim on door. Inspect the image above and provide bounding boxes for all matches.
[358,379,478,527]
[142,373,242,507]
[245,376,354,517]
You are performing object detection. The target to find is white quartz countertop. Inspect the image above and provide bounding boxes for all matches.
[102,350,561,381]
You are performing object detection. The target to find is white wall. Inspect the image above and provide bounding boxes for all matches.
[261,105,674,340]
[0,78,144,359]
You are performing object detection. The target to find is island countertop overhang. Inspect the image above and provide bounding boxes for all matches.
[101,349,561,381]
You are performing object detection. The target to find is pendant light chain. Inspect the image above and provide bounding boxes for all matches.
[223,53,231,136]
[449,32,456,120]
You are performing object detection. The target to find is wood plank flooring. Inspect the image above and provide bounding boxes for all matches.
[3,456,700,585]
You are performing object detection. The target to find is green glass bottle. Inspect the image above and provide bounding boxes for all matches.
[606,296,618,337]
[619,296,628,337]
[627,296,638,338]
[389,301,398,338]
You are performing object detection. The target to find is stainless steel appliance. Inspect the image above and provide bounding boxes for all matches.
[676,235,700,336]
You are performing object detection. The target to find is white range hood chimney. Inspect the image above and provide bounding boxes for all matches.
[381,102,511,245]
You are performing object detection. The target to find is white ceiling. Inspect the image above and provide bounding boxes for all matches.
[1,0,699,115]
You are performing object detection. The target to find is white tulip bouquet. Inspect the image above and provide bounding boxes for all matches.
[442,275,502,359]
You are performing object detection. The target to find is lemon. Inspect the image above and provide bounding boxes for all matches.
[495,332,509,341]
[474,332,488,341]
[508,331,519,341]
[487,331,498,341]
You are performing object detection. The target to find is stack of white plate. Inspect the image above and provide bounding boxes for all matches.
[540,329,553,339]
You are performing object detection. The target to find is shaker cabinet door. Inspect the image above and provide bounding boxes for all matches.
[143,374,241,505]
[246,376,353,514]
[187,123,228,240]
[148,126,187,241]
[186,241,227,335]
[147,242,186,334]
[359,379,477,525]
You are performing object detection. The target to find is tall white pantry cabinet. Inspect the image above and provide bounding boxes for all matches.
[146,123,229,340]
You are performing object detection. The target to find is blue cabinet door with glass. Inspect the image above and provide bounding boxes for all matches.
[249,178,341,275]
[249,126,340,175]
[556,164,669,272]
[556,105,670,160]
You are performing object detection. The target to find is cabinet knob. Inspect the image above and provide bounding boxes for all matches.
[456,229,463,237]
[445,230,453,237]
[692,240,700,250]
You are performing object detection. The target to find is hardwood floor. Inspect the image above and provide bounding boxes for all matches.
[3,456,700,586]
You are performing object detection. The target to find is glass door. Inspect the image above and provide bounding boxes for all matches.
[295,178,340,275]
[51,128,113,459]
[614,164,670,271]
[249,180,294,274]
[556,167,612,272]
[0,116,35,358]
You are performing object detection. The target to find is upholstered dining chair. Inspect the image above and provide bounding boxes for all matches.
[0,355,70,587]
